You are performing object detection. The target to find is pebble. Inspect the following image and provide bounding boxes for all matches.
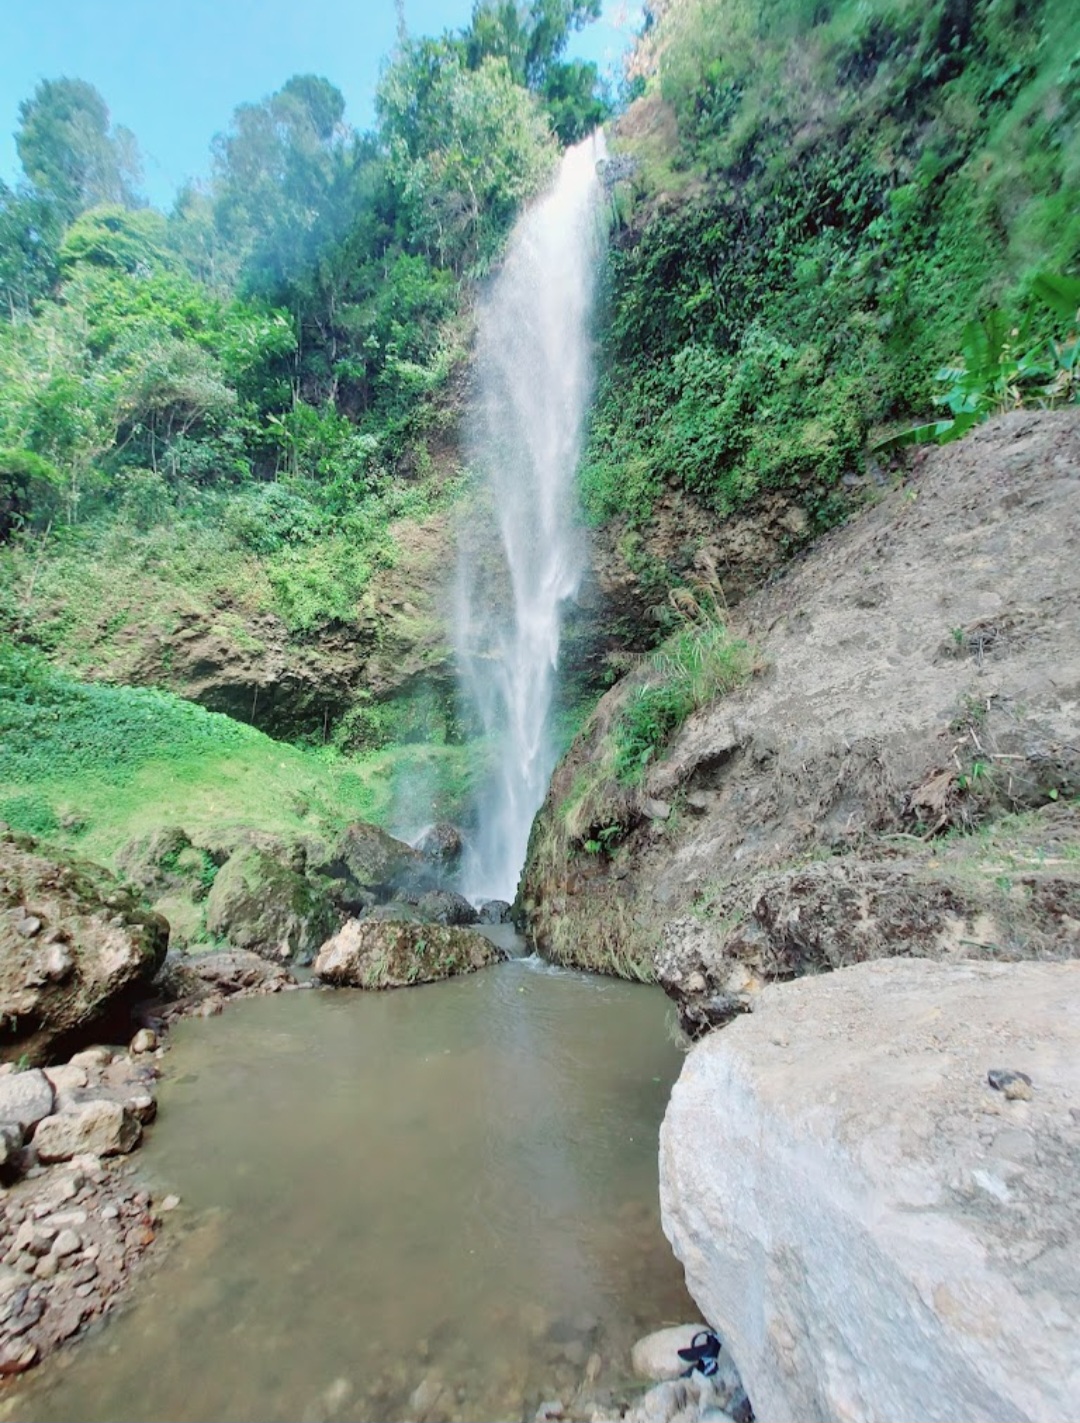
[51,1229,82,1259]
[159,1194,181,1212]
[100,1204,119,1221]
[33,1254,58,1281]
[130,1028,158,1054]
[988,1068,1034,1101]
[15,916,42,938]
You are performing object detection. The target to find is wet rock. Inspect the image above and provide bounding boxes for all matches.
[661,958,1080,1423]
[413,890,479,926]
[415,823,465,867]
[34,1101,141,1162]
[0,837,167,1066]
[205,846,338,965]
[315,920,506,990]
[314,821,432,903]
[409,1373,450,1423]
[0,1070,54,1131]
[130,1028,158,1054]
[476,899,512,924]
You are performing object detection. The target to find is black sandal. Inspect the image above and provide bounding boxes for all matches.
[677,1329,722,1377]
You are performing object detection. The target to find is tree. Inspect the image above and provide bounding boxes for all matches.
[211,74,352,286]
[16,78,143,221]
[0,181,61,319]
[464,1,602,88]
[378,49,557,270]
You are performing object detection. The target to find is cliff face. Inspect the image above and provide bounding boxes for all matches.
[520,410,1080,1000]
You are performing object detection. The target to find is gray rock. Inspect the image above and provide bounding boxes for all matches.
[0,839,167,1066]
[413,890,478,926]
[0,1121,23,1166]
[660,958,1080,1423]
[0,1070,54,1131]
[315,919,506,990]
[631,1325,709,1381]
[414,823,465,866]
[205,846,338,964]
[476,899,512,924]
[34,1101,141,1162]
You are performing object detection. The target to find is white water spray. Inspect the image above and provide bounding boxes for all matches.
[457,133,607,901]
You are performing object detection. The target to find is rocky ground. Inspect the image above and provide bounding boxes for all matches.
[521,409,1080,1008]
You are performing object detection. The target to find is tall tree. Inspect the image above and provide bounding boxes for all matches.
[16,78,143,221]
[0,181,61,319]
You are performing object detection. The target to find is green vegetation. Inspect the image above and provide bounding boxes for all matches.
[0,4,613,841]
[0,644,481,864]
[613,601,753,784]
[584,0,1080,530]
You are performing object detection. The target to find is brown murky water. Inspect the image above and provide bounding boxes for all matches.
[14,956,694,1423]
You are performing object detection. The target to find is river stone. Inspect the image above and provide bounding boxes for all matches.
[0,1070,54,1131]
[631,1325,710,1381]
[414,823,465,866]
[314,919,506,989]
[34,1100,142,1162]
[660,958,1080,1423]
[0,835,168,1066]
[314,821,430,901]
[476,899,512,924]
[413,889,478,926]
[204,846,337,964]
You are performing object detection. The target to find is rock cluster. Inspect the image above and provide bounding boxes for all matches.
[117,816,488,965]
[0,1043,168,1376]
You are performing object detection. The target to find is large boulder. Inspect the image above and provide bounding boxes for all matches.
[0,835,169,1065]
[33,1098,141,1161]
[204,846,337,964]
[314,919,506,989]
[660,958,1080,1423]
[314,821,431,905]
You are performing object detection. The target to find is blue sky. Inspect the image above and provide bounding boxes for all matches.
[0,0,639,209]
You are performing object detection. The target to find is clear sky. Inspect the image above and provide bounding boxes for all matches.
[0,0,639,210]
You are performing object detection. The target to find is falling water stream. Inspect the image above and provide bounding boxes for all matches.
[457,134,607,901]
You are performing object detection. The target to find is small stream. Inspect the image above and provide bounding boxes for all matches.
[15,956,693,1423]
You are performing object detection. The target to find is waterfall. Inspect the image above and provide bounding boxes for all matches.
[456,132,607,902]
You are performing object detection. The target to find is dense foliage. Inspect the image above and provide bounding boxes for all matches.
[0,3,609,549]
[582,0,1080,529]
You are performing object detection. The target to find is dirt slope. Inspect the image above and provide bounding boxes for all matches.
[521,409,1080,1011]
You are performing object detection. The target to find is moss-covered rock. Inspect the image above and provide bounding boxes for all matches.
[313,821,431,906]
[204,845,338,964]
[0,833,168,1064]
[313,919,505,989]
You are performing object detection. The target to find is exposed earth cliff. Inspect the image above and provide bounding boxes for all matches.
[521,409,1080,1004]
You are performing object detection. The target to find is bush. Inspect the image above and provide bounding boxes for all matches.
[0,448,62,540]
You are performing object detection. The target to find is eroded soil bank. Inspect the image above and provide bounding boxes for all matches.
[522,409,1080,1011]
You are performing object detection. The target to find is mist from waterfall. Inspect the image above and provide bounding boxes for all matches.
[456,133,607,902]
